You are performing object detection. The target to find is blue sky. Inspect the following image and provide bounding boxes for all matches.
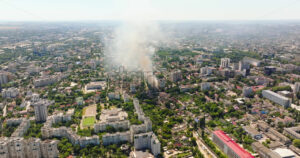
[0,0,300,21]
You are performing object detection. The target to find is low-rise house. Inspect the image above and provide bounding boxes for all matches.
[243,126,262,140]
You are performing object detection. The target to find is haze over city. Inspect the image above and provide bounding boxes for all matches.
[1,0,300,21]
[0,1,300,158]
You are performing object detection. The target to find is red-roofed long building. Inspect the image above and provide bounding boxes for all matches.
[212,130,254,158]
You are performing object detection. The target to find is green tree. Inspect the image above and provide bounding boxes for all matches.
[293,139,300,148]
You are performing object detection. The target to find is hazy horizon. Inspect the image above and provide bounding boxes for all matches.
[1,0,300,21]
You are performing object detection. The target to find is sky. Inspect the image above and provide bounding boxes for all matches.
[0,0,300,21]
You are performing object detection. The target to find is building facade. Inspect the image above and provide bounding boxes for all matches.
[133,132,161,157]
[220,58,230,68]
[33,100,49,122]
[212,130,254,158]
[0,137,59,158]
[262,90,291,108]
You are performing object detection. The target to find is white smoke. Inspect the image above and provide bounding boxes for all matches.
[105,0,163,73]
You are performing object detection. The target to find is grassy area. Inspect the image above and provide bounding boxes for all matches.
[82,116,95,127]
[82,106,88,115]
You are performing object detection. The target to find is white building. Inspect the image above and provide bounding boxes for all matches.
[243,57,261,67]
[1,88,19,98]
[94,108,129,133]
[108,92,120,100]
[0,137,59,158]
[273,148,296,158]
[294,82,300,94]
[34,76,57,87]
[40,140,59,158]
[130,151,154,158]
[200,66,212,76]
[243,87,253,97]
[0,72,8,85]
[238,61,250,71]
[11,119,30,137]
[41,112,99,148]
[85,81,106,91]
[130,84,136,93]
[262,90,291,108]
[76,97,84,105]
[170,70,182,82]
[94,120,130,133]
[102,131,131,146]
[220,58,230,68]
[201,82,210,91]
[134,132,161,156]
[33,100,49,122]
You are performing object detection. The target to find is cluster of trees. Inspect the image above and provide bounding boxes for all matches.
[198,102,224,119]
[52,120,73,128]
[225,106,245,119]
[222,125,254,152]
[0,48,31,64]
[57,138,129,158]
[24,121,43,139]
[1,124,18,137]
[293,139,300,148]
[122,102,142,125]
[156,49,198,58]
[271,85,292,92]
[212,49,261,63]
[202,134,227,158]
[77,127,93,137]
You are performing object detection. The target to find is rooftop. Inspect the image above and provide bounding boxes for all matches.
[213,130,254,158]
[273,148,295,158]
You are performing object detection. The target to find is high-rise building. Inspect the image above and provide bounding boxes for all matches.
[0,72,8,85]
[33,100,48,122]
[220,58,230,68]
[243,87,253,97]
[40,140,59,158]
[200,66,212,76]
[102,131,131,146]
[201,82,210,91]
[239,61,250,71]
[1,87,19,98]
[262,90,291,108]
[134,132,161,157]
[294,82,300,94]
[264,66,276,75]
[243,57,261,67]
[170,70,182,82]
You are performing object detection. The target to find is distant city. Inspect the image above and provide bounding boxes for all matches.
[0,21,299,158]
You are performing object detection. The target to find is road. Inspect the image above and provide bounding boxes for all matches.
[193,131,218,158]
[3,104,7,117]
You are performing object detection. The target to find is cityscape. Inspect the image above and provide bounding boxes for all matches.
[0,0,300,158]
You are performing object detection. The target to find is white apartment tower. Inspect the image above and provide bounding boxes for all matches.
[33,100,48,122]
[220,58,230,68]
[0,72,8,85]
[134,132,161,156]
[294,82,300,94]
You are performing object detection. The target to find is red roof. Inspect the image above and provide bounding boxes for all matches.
[251,85,265,92]
[213,130,254,158]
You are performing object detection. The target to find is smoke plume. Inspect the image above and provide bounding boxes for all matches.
[105,0,163,73]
